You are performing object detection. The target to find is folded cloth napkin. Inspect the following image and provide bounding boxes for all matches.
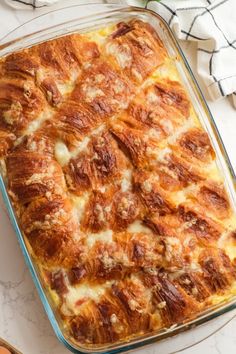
[146,0,236,108]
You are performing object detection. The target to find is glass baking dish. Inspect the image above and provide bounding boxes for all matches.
[1,3,236,354]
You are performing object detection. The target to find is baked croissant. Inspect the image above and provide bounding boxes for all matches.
[1,19,236,348]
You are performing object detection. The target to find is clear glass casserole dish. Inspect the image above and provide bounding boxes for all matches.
[1,3,236,354]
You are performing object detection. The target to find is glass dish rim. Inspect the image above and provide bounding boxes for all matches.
[1,4,236,354]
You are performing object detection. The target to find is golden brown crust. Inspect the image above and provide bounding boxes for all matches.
[1,19,236,347]
[51,101,100,147]
[65,131,129,194]
[199,248,236,293]
[72,59,134,117]
[196,182,231,219]
[0,129,16,157]
[107,20,166,83]
[0,78,46,133]
[144,274,198,326]
[177,128,215,163]
[6,151,65,205]
[133,169,174,215]
[178,204,224,245]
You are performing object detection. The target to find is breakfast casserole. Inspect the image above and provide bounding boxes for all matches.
[1,19,236,347]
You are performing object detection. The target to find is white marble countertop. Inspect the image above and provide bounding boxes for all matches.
[0,1,236,353]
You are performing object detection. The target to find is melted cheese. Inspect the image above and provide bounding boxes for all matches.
[151,147,171,163]
[54,137,91,167]
[106,42,132,69]
[71,193,90,224]
[54,124,106,168]
[167,117,195,145]
[120,169,132,192]
[127,220,152,234]
[0,159,6,178]
[84,86,105,102]
[218,231,236,260]
[86,26,113,49]
[62,281,114,316]
[57,79,77,96]
[86,229,113,248]
[151,57,180,81]
[54,141,71,166]
[12,109,53,149]
[172,184,198,206]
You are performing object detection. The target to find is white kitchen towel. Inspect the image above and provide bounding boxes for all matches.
[4,0,61,9]
[147,0,236,108]
[4,0,126,9]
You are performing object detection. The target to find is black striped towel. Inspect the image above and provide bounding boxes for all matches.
[147,0,236,108]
